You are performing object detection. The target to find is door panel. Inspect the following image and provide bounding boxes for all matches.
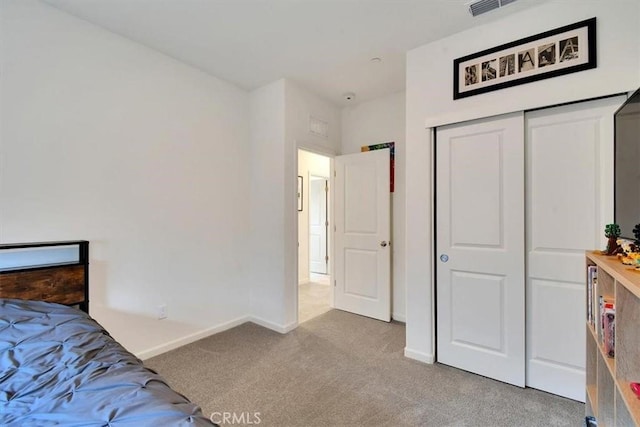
[344,249,378,298]
[530,279,584,367]
[525,95,624,401]
[334,149,390,322]
[309,177,327,274]
[451,271,505,353]
[345,163,378,232]
[450,134,504,247]
[436,113,525,387]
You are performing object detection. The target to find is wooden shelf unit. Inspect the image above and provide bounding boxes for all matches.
[586,251,640,426]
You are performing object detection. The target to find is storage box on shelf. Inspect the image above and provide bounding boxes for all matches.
[586,251,640,426]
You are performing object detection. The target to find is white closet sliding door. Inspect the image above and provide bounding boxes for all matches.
[525,95,625,401]
[435,95,624,400]
[436,113,525,387]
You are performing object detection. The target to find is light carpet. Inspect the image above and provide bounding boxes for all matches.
[146,309,583,426]
[298,281,331,324]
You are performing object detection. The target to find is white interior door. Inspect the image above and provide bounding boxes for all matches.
[309,177,328,274]
[525,95,624,401]
[436,112,525,387]
[334,149,391,322]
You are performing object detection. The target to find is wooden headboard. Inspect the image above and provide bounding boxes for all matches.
[0,241,89,313]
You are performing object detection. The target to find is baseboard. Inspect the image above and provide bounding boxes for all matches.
[135,314,299,359]
[249,316,298,334]
[136,315,250,360]
[404,347,435,364]
[392,313,406,323]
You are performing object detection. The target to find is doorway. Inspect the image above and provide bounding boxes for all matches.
[309,175,329,275]
[296,147,393,325]
[298,149,332,323]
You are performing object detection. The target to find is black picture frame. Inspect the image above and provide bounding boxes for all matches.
[297,176,303,212]
[453,17,596,100]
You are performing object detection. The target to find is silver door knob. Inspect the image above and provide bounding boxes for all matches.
[380,241,388,247]
[440,254,449,262]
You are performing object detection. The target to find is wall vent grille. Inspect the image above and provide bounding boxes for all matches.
[309,116,329,138]
[468,0,518,17]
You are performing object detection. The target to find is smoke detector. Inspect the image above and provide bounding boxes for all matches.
[343,92,356,102]
[467,0,518,17]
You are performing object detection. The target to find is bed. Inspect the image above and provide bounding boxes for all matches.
[0,241,215,426]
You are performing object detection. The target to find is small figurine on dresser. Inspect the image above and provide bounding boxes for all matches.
[603,223,623,256]
[631,223,640,252]
[620,223,640,270]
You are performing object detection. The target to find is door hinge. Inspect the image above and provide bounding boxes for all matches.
[325,220,329,227]
[334,225,336,232]
[325,255,329,262]
[334,280,336,287]
[334,170,336,177]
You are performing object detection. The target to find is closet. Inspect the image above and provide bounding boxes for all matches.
[435,95,626,401]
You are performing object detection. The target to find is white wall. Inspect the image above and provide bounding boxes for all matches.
[341,91,406,321]
[248,79,341,331]
[287,80,341,325]
[289,79,340,288]
[0,0,252,358]
[297,149,331,284]
[405,0,640,363]
[248,79,293,332]
[287,80,342,157]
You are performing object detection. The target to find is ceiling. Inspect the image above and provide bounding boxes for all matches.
[44,0,548,106]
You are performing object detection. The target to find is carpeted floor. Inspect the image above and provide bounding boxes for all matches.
[145,309,584,426]
[298,281,331,324]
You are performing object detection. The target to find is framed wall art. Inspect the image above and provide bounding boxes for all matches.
[453,17,596,100]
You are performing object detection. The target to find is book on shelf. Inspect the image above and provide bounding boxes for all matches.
[596,295,614,340]
[603,304,615,358]
[596,296,615,358]
[596,295,602,339]
[587,265,597,324]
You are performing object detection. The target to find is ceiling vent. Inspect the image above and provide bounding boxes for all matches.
[468,0,518,17]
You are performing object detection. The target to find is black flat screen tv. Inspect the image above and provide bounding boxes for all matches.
[614,88,640,240]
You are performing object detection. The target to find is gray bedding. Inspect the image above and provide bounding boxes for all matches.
[0,298,215,426]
